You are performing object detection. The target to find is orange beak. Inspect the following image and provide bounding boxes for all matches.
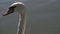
[3,11,10,16]
[3,8,14,16]
[3,9,14,16]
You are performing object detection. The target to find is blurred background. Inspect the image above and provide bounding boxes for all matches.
[0,0,60,34]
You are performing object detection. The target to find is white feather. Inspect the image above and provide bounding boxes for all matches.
[10,2,24,7]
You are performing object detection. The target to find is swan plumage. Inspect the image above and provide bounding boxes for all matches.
[3,2,26,34]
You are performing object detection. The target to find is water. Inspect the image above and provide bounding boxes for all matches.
[0,0,60,34]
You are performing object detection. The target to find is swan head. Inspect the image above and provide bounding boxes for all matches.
[3,2,24,16]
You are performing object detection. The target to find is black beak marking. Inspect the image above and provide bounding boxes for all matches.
[3,6,16,16]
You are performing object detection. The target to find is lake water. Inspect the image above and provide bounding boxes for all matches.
[0,0,60,34]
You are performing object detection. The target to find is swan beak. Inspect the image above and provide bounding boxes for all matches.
[3,7,14,16]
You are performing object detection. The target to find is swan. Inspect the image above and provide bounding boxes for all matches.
[3,2,26,34]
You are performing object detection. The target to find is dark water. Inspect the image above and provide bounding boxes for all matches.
[0,0,60,34]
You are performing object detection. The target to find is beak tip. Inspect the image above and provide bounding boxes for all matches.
[3,14,8,16]
[3,15,6,16]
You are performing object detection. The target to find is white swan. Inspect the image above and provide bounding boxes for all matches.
[3,2,26,34]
